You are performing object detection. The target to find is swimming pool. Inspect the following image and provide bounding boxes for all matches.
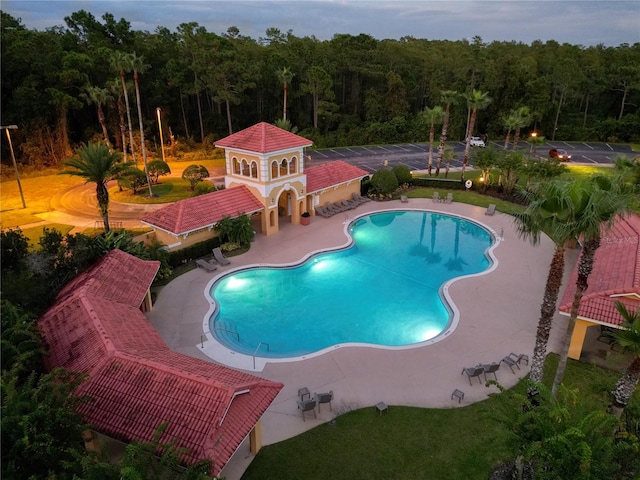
[208,211,496,359]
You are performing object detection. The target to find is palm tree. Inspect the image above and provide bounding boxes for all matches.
[130,52,154,197]
[512,180,583,386]
[60,142,130,233]
[609,301,640,418]
[110,51,136,163]
[106,78,128,162]
[551,175,633,396]
[435,90,458,177]
[422,106,444,175]
[502,112,519,150]
[81,85,112,148]
[461,89,491,178]
[511,106,532,151]
[277,66,294,121]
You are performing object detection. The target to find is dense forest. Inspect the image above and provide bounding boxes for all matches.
[1,9,639,168]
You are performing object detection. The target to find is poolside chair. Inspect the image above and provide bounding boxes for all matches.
[432,192,441,203]
[333,201,348,212]
[444,192,453,204]
[314,391,333,412]
[326,202,342,215]
[508,352,529,366]
[485,203,496,216]
[501,353,528,374]
[481,362,500,382]
[461,366,484,385]
[212,247,231,266]
[400,195,408,203]
[315,205,332,218]
[351,192,365,205]
[339,199,355,210]
[297,398,317,421]
[196,259,217,272]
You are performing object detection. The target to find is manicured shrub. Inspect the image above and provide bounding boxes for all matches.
[392,164,413,185]
[369,169,399,197]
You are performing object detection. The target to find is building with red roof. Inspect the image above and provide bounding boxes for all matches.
[558,213,640,359]
[38,249,283,475]
[141,123,368,249]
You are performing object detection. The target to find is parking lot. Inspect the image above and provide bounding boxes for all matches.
[307,141,633,174]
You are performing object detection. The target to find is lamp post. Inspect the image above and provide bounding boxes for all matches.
[529,131,538,157]
[1,125,26,208]
[156,108,166,163]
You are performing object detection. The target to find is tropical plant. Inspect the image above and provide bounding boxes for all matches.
[502,111,519,150]
[110,50,136,163]
[510,106,532,150]
[0,300,42,378]
[60,142,130,232]
[81,85,112,147]
[614,155,640,189]
[214,214,253,246]
[130,52,154,196]
[512,180,584,386]
[552,175,634,396]
[608,302,640,418]
[472,146,500,188]
[495,151,525,194]
[274,118,298,133]
[147,159,171,184]
[277,66,294,121]
[182,164,210,190]
[435,90,458,177]
[422,105,445,175]
[461,89,491,178]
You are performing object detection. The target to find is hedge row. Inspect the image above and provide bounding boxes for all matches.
[166,237,221,268]
[412,177,466,190]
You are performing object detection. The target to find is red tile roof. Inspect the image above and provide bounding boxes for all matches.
[215,122,312,153]
[559,213,640,326]
[305,160,369,194]
[140,185,264,235]
[38,250,283,475]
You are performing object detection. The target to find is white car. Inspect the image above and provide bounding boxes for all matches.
[469,136,486,147]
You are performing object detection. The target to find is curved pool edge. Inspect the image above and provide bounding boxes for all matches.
[198,208,503,372]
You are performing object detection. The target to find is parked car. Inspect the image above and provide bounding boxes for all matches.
[549,148,572,161]
[469,136,486,147]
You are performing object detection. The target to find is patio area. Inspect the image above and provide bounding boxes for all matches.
[146,198,574,479]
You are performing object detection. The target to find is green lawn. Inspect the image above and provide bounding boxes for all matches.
[242,355,639,480]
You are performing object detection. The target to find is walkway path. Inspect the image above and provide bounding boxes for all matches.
[145,198,574,480]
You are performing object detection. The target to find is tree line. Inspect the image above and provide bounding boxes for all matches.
[1,9,639,169]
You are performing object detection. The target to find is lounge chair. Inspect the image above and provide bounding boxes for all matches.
[314,391,333,412]
[485,204,496,216]
[400,195,408,203]
[444,192,453,204]
[196,259,217,272]
[501,353,528,374]
[212,247,230,266]
[339,199,355,210]
[333,201,348,212]
[461,366,484,385]
[432,192,441,203]
[297,398,317,421]
[352,192,370,204]
[326,202,342,214]
[481,362,500,382]
[315,205,332,218]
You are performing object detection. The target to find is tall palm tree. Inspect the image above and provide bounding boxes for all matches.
[130,52,154,197]
[110,51,136,163]
[551,175,633,396]
[462,89,491,178]
[512,180,581,386]
[106,78,128,162]
[81,85,112,148]
[609,301,640,418]
[511,106,532,151]
[502,112,519,150]
[435,90,458,177]
[277,66,294,121]
[60,142,130,233]
[422,106,444,175]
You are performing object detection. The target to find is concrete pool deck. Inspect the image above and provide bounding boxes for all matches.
[146,198,574,479]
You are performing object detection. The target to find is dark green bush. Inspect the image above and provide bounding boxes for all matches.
[370,169,399,197]
[412,177,465,190]
[392,164,413,184]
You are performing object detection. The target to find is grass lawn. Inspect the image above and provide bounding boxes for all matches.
[242,355,639,480]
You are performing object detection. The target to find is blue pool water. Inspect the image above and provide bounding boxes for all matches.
[209,211,494,358]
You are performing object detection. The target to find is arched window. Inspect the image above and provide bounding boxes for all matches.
[250,161,258,178]
[280,159,288,176]
[241,159,250,176]
[271,161,279,179]
[290,156,297,174]
[232,157,240,175]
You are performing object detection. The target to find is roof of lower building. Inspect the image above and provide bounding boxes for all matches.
[558,213,640,326]
[305,160,369,194]
[140,185,264,235]
[214,122,312,153]
[37,249,283,475]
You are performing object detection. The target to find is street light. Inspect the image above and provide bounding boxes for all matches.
[529,131,538,157]
[1,125,26,208]
[156,108,166,163]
